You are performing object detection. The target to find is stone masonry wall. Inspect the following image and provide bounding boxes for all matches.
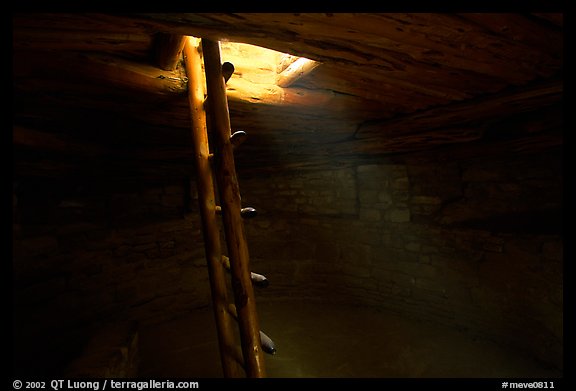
[13,179,211,376]
[12,148,563,374]
[240,149,563,370]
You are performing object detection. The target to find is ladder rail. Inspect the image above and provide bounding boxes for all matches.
[202,38,267,378]
[183,37,245,378]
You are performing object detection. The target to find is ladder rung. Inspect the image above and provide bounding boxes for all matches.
[240,207,257,218]
[221,255,269,288]
[215,206,257,219]
[221,255,231,269]
[222,62,235,84]
[250,272,269,288]
[230,130,247,148]
[259,330,276,355]
[227,304,276,355]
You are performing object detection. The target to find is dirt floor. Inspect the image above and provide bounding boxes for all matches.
[138,298,561,378]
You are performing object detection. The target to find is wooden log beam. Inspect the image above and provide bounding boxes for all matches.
[13,51,188,96]
[276,57,320,88]
[153,33,187,70]
[202,38,267,378]
[12,13,152,55]
[183,37,245,378]
[14,13,562,103]
[118,13,561,97]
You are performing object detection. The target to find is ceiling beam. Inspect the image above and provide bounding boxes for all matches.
[276,58,321,88]
[117,13,561,96]
[152,33,187,71]
[14,51,188,96]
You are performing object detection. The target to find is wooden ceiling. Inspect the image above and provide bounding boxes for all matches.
[13,13,563,180]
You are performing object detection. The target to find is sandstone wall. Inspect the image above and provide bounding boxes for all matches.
[241,149,563,369]
[13,148,563,374]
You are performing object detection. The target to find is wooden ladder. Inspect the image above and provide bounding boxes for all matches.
[182,37,268,378]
